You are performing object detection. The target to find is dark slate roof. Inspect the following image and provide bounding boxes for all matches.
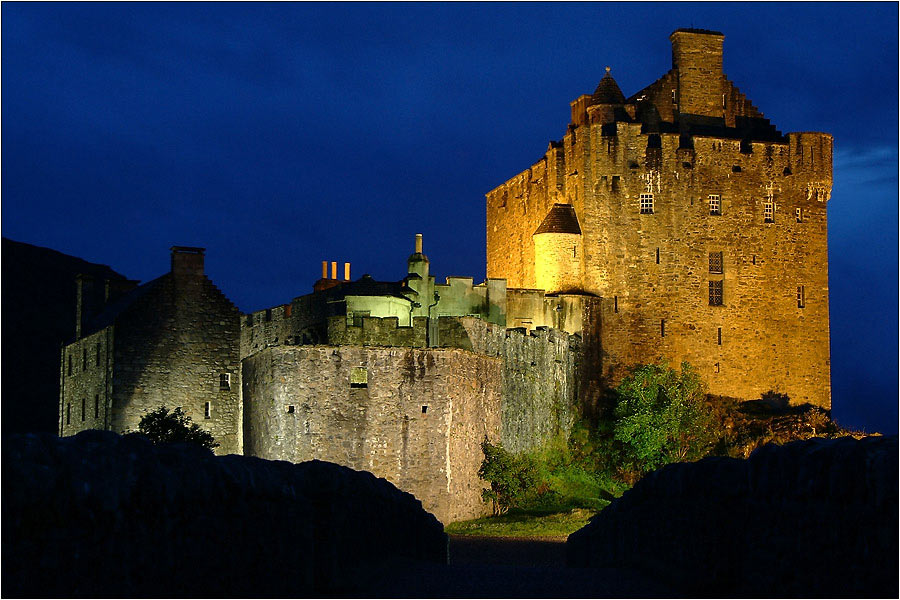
[534,204,582,235]
[316,275,415,301]
[80,274,168,339]
[592,69,626,104]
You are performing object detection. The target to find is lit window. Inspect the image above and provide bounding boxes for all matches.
[350,367,368,388]
[709,252,723,274]
[640,193,654,214]
[797,286,805,309]
[204,402,211,419]
[796,208,802,223]
[219,373,231,390]
[709,280,723,306]
[764,201,774,223]
[708,195,721,216]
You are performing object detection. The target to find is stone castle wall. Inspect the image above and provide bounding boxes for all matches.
[109,274,242,454]
[59,327,113,436]
[241,345,502,523]
[487,75,832,407]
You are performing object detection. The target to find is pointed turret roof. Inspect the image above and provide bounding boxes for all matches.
[592,67,626,104]
[534,204,581,235]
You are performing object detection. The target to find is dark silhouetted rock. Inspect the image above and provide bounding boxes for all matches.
[2,431,447,597]
[1,238,127,434]
[567,436,898,597]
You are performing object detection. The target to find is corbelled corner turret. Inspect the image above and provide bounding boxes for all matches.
[487,28,833,409]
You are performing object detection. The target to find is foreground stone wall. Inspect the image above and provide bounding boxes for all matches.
[242,345,502,523]
[3,431,447,597]
[567,436,898,597]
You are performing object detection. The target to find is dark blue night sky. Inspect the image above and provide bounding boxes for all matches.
[3,3,897,433]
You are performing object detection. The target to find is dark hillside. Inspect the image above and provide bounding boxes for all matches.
[1,238,128,434]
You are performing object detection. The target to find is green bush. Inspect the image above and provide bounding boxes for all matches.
[135,406,219,451]
[478,439,539,515]
[612,361,719,474]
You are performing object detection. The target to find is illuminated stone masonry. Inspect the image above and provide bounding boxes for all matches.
[487,28,832,408]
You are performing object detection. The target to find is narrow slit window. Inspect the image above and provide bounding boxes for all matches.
[708,194,721,216]
[422,405,428,414]
[82,348,87,371]
[219,373,231,390]
[797,285,805,309]
[81,398,85,422]
[717,327,722,345]
[573,246,577,258]
[95,343,101,366]
[714,362,720,373]
[94,394,99,419]
[709,280,724,306]
[66,403,71,425]
[640,193,654,214]
[614,296,618,313]
[796,208,803,223]
[204,402,211,419]
[752,255,757,265]
[660,319,665,337]
[656,248,660,264]
[68,355,72,376]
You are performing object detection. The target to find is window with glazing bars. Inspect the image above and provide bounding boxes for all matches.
[709,280,723,306]
[709,252,723,274]
[708,194,721,215]
[764,201,774,223]
[797,285,805,309]
[640,194,654,214]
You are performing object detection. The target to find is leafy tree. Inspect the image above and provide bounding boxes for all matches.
[612,361,718,474]
[136,406,219,451]
[478,439,539,515]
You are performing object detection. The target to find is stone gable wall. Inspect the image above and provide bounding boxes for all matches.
[60,328,113,436]
[109,274,243,454]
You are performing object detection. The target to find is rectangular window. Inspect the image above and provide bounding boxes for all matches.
[81,398,85,422]
[714,362,720,373]
[709,280,723,306]
[350,367,368,389]
[285,405,295,414]
[708,194,721,216]
[709,252,723,274]
[204,402,211,419]
[660,319,665,337]
[95,343,101,366]
[422,405,428,414]
[94,394,100,419]
[640,193,654,214]
[764,201,774,223]
[655,248,660,264]
[219,373,231,390]
[796,207,802,223]
[717,327,722,345]
[797,285,805,309]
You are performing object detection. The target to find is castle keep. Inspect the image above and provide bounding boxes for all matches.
[59,29,833,523]
[488,29,832,408]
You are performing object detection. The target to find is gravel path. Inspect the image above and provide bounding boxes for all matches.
[341,535,676,598]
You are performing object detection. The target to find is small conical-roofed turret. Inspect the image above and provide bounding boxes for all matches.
[533,204,583,294]
[592,66,626,105]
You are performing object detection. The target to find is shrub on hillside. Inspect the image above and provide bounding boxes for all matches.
[478,440,540,514]
[135,406,219,451]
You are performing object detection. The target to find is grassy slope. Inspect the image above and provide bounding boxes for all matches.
[445,507,602,538]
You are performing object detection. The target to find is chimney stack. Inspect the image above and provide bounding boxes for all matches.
[170,246,206,279]
[344,262,350,281]
[415,233,423,254]
[322,261,328,279]
[670,28,725,118]
[331,261,337,280]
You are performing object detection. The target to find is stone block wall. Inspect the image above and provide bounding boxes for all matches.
[327,315,428,347]
[567,436,898,597]
[241,345,502,523]
[240,303,293,358]
[109,273,243,454]
[3,431,447,597]
[59,327,112,436]
[487,70,832,408]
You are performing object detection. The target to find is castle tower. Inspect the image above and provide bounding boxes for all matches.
[533,204,583,294]
[487,28,833,408]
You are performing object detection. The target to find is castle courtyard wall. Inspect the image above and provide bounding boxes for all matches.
[241,345,502,523]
